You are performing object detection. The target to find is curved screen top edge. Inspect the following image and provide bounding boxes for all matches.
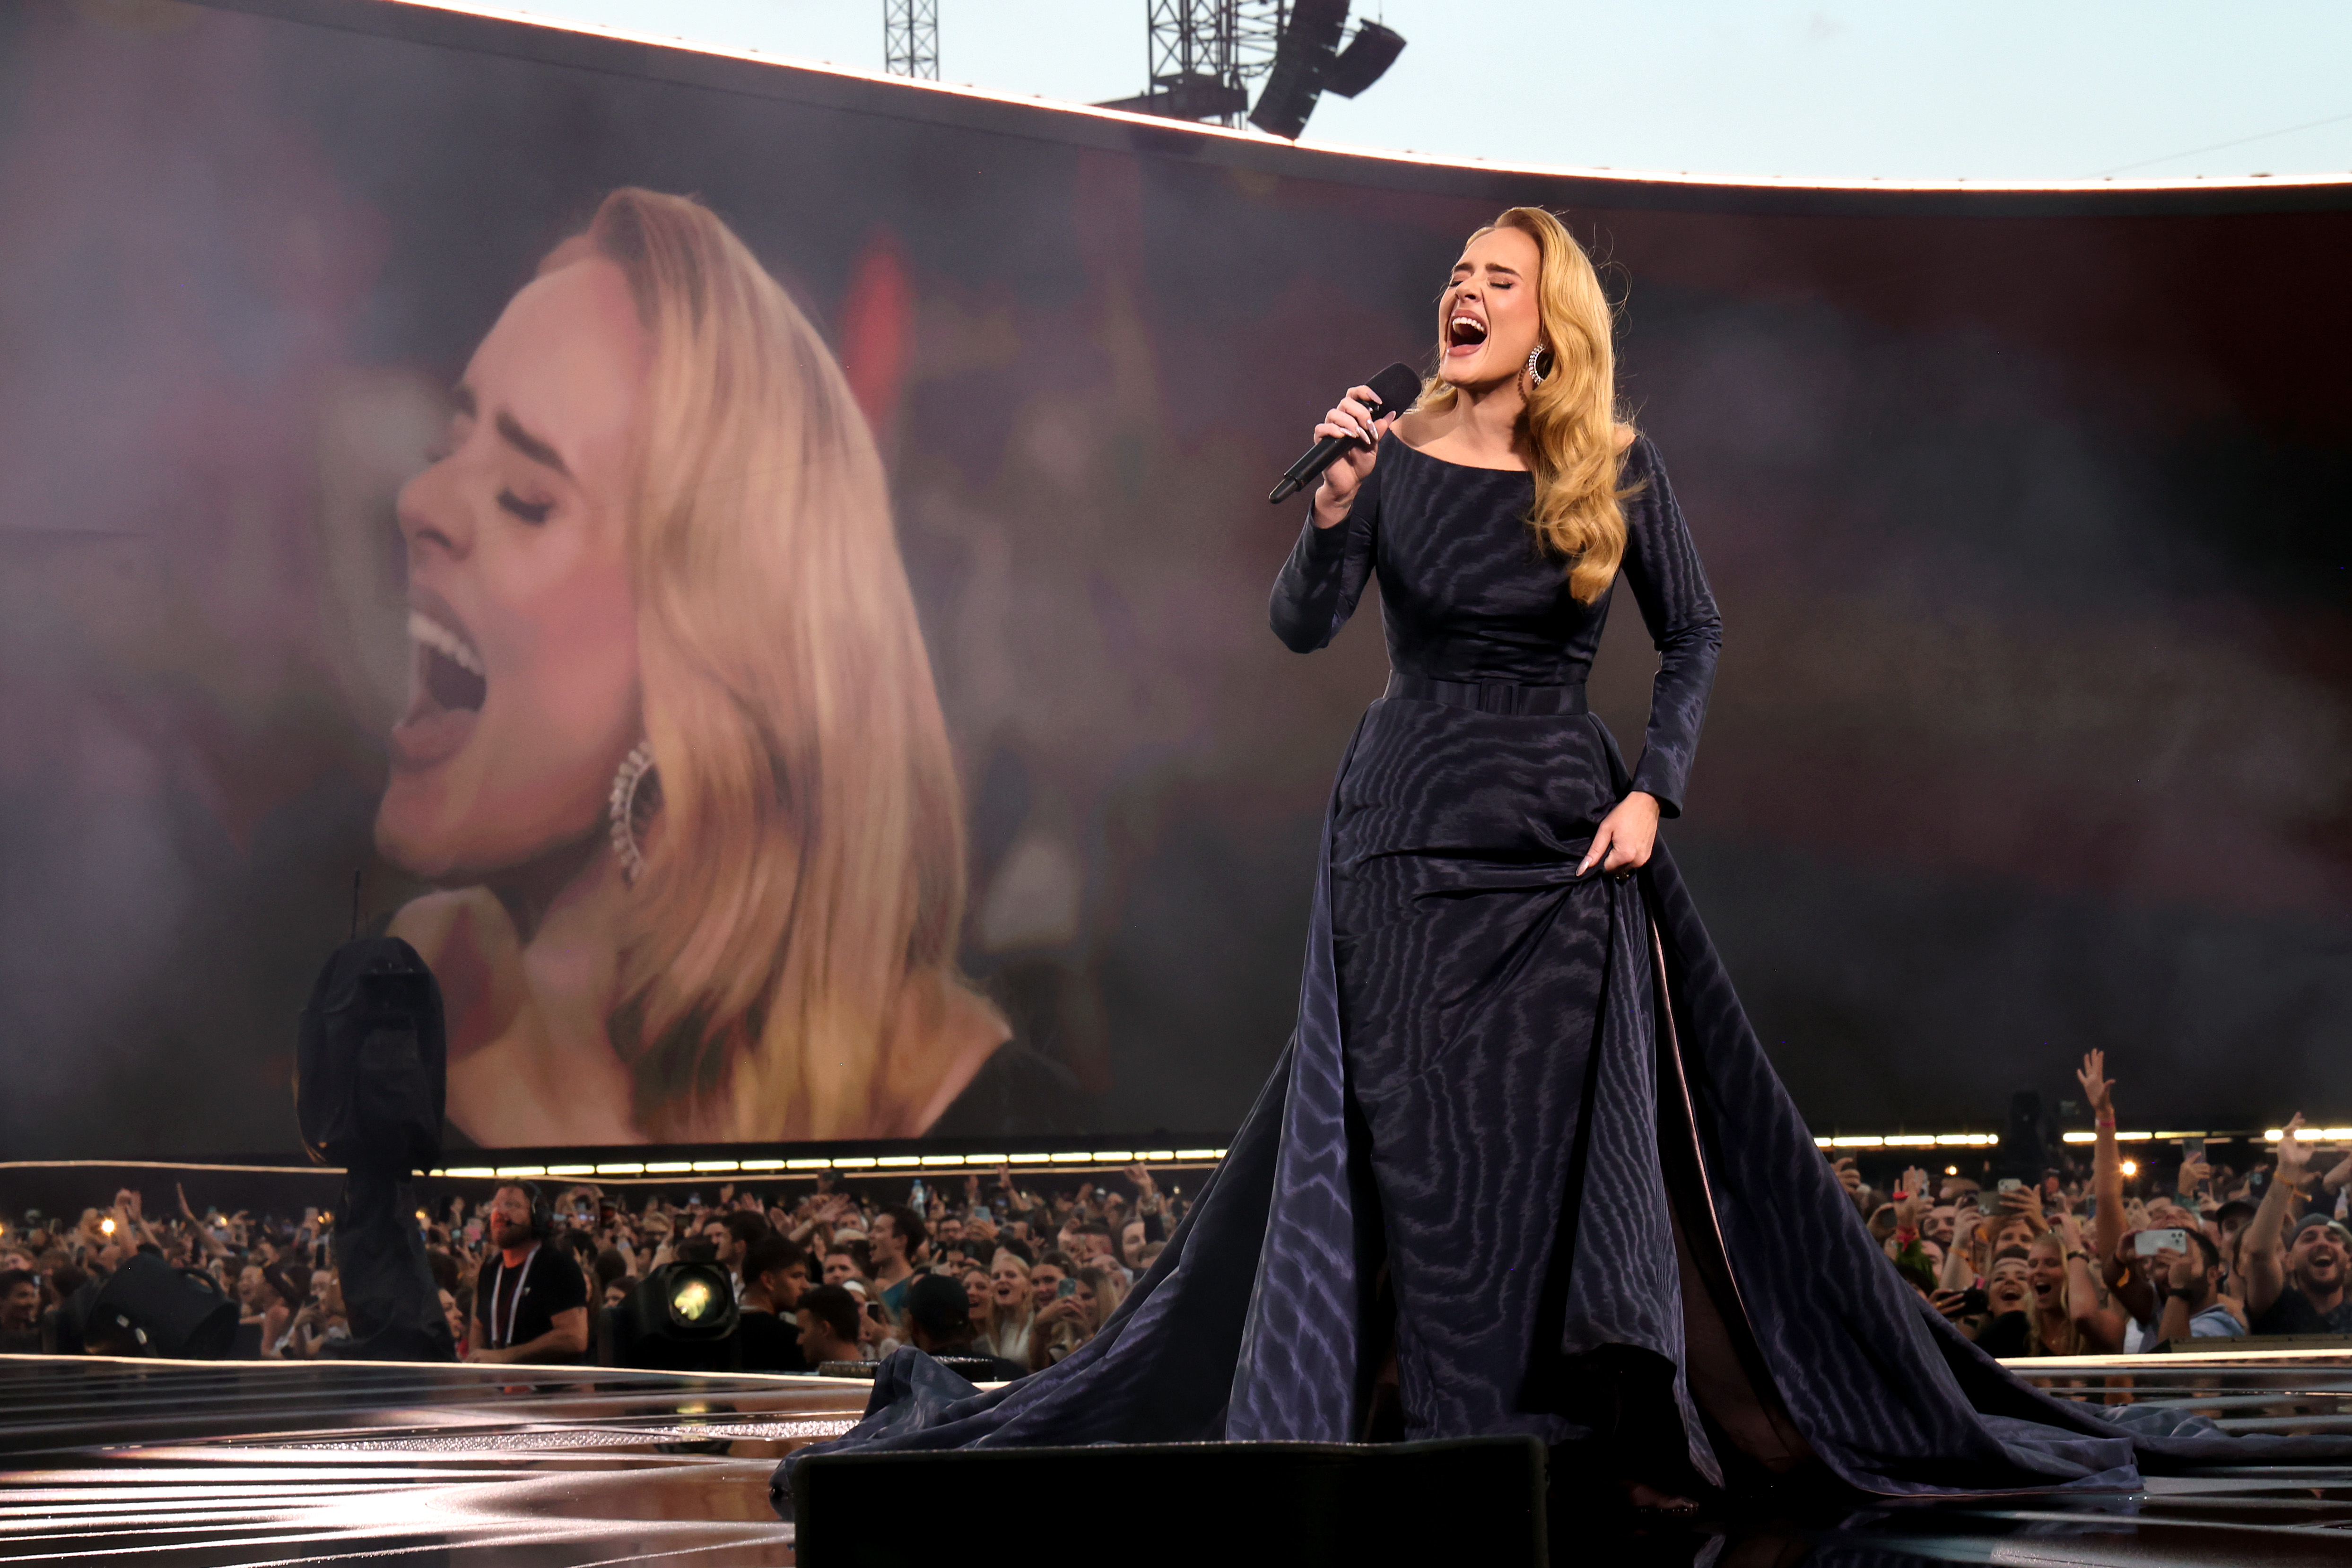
[211,0,2352,220]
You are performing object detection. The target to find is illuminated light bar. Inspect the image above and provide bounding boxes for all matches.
[1005,1153,1052,1165]
[1141,1150,1177,1161]
[785,1158,831,1170]
[1086,1150,1133,1163]
[644,1161,692,1174]
[494,1165,549,1178]
[877,1155,922,1167]
[1812,1135,1999,1150]
[2265,1126,2352,1141]
[440,1166,496,1179]
[596,1162,646,1176]
[965,1155,1008,1166]
[833,1157,878,1169]
[1175,1150,1226,1161]
[689,1160,740,1172]
[544,1164,595,1176]
[739,1159,785,1170]
[920,1155,967,1167]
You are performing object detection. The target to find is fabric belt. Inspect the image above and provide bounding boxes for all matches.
[1383,671,1588,716]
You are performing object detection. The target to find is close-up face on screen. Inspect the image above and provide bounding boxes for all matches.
[0,0,2345,1158]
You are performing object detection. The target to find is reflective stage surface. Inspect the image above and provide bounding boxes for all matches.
[4,1350,2352,1564]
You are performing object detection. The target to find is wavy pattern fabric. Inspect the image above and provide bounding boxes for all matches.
[775,435,2350,1506]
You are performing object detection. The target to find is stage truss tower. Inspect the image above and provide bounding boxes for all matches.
[884,0,939,80]
[1113,1,1286,127]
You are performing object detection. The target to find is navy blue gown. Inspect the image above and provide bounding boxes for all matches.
[778,433,2334,1499]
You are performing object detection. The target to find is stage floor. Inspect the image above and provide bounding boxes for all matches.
[4,1350,2352,1565]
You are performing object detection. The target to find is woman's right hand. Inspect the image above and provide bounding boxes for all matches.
[1311,384,1395,527]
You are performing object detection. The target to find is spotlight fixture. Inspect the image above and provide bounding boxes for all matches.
[602,1262,742,1372]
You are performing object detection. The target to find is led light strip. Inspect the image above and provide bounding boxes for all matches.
[426,1150,1231,1179]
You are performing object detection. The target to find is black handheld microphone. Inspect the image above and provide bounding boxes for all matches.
[1268,362,1424,504]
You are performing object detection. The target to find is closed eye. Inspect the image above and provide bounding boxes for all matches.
[498,490,553,525]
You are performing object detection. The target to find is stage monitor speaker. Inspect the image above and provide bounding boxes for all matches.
[790,1435,1545,1567]
[80,1254,239,1359]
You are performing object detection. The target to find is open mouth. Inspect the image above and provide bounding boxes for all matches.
[389,599,488,771]
[1447,313,1487,351]
[409,609,487,714]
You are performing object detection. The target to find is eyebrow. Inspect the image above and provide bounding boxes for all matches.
[497,411,571,479]
[449,382,572,479]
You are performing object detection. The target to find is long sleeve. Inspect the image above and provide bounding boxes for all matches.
[1268,454,1381,653]
[1616,439,1722,817]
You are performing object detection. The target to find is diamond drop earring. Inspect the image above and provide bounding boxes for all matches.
[608,740,660,885]
[1525,343,1550,386]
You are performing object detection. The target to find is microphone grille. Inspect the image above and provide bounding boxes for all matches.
[1368,362,1424,418]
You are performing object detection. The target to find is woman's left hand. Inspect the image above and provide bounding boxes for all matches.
[1578,792,1661,877]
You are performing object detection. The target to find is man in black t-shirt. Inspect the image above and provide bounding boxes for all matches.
[2251,1213,2352,1336]
[467,1185,589,1365]
[735,1234,811,1373]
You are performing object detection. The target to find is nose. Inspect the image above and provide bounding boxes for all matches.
[396,454,474,564]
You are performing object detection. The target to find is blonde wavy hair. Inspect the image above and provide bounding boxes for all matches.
[566,189,993,1141]
[1417,206,1635,603]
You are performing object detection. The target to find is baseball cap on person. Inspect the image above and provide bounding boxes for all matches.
[2289,1214,2352,1248]
[905,1272,971,1336]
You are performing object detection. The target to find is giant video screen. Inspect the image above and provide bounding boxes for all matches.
[2,0,2346,1156]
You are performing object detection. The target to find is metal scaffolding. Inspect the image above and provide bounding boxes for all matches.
[883,0,939,80]
[1099,1,1288,126]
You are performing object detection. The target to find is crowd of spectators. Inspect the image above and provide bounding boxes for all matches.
[0,1162,1188,1378]
[9,1056,2351,1379]
[1843,1051,2352,1357]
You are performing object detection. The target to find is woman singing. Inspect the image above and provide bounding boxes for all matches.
[781,208,2343,1506]
[380,190,1005,1146]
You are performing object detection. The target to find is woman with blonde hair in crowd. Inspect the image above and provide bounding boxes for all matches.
[381,187,1005,1147]
[978,1249,1033,1363]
